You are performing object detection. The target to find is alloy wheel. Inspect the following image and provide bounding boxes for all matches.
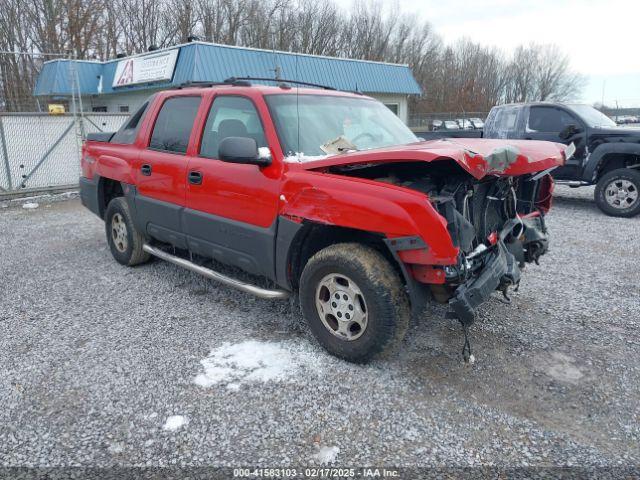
[111,213,128,253]
[315,273,368,341]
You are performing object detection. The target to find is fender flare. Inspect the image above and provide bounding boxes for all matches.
[583,142,640,182]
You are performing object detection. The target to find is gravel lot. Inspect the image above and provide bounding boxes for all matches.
[0,186,638,471]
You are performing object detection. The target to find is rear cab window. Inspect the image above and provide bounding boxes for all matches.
[149,96,201,154]
[110,96,154,144]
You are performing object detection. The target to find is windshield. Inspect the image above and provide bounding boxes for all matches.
[265,94,418,159]
[568,104,616,128]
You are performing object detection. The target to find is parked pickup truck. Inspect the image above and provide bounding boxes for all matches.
[80,80,566,362]
[484,103,640,217]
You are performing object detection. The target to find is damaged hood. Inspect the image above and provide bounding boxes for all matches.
[295,138,566,179]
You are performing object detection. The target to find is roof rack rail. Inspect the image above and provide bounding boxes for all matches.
[173,81,225,89]
[174,78,251,89]
[224,77,336,91]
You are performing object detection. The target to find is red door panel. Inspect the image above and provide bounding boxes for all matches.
[185,158,280,228]
[183,93,283,278]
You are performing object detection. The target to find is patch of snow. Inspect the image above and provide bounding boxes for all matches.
[284,152,330,163]
[311,445,340,464]
[22,202,39,209]
[162,415,188,431]
[537,352,585,384]
[194,340,320,388]
[107,442,124,454]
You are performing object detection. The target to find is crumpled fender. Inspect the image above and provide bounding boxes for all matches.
[279,170,460,264]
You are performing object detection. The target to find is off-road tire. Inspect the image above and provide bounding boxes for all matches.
[104,197,150,266]
[299,243,410,363]
[595,168,640,217]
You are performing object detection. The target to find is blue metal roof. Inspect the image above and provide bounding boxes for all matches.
[34,42,421,97]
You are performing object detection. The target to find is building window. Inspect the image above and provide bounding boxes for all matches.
[119,105,130,113]
[92,106,107,112]
[384,104,399,116]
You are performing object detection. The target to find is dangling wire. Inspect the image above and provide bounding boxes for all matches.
[461,321,473,364]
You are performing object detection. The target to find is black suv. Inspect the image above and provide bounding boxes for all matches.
[483,103,640,217]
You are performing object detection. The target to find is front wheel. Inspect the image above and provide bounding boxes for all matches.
[299,243,410,363]
[594,168,640,217]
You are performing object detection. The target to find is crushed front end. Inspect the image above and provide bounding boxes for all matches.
[305,139,565,359]
[433,172,553,327]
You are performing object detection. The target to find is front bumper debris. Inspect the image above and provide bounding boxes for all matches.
[448,241,521,326]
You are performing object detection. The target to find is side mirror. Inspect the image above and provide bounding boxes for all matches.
[218,137,271,167]
[559,124,583,140]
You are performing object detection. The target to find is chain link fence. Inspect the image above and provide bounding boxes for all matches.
[0,51,130,197]
[0,114,128,196]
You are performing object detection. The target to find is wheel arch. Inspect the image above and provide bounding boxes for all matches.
[276,218,429,313]
[583,143,640,182]
[97,176,124,219]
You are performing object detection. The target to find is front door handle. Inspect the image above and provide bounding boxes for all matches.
[188,171,203,185]
[141,164,152,176]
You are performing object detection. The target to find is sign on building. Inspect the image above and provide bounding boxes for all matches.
[112,49,179,88]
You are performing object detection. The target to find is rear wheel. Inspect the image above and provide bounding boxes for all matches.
[299,243,410,363]
[104,197,150,266]
[595,168,640,217]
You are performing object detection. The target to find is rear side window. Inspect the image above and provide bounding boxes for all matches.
[484,105,519,139]
[149,96,201,154]
[110,98,152,144]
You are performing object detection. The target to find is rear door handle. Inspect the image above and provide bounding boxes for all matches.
[141,164,152,176]
[188,171,203,185]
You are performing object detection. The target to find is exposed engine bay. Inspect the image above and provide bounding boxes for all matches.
[329,160,553,328]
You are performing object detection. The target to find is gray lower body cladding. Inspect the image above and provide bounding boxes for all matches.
[79,176,101,218]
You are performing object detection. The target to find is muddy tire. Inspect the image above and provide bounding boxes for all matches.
[299,243,410,363]
[594,168,640,217]
[104,197,150,266]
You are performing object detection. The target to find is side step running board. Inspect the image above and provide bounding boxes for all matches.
[142,244,290,300]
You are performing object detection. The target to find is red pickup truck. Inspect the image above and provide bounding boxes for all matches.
[80,80,566,362]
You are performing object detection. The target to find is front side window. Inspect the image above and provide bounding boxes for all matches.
[149,96,201,154]
[265,94,417,159]
[527,107,577,134]
[200,96,267,159]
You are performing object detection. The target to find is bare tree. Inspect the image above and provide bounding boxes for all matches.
[534,44,585,101]
[0,0,586,113]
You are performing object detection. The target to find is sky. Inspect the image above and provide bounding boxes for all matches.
[351,0,640,107]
